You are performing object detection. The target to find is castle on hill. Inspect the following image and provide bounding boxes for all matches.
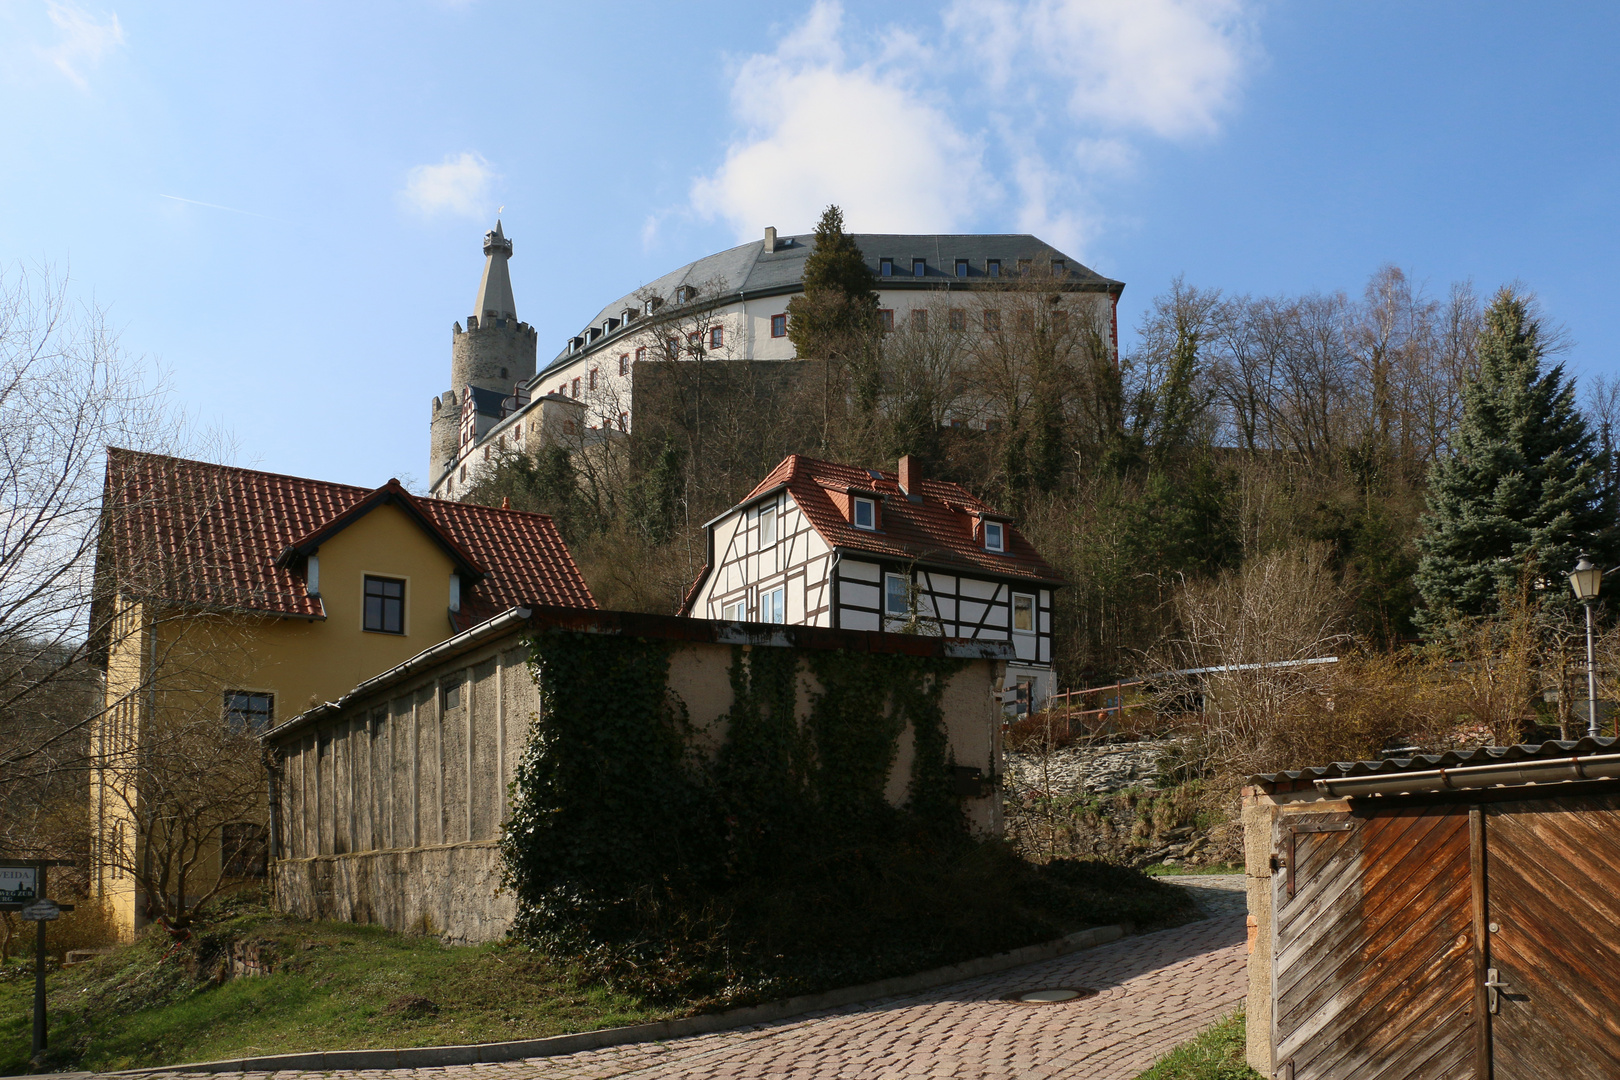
[427,223,1124,501]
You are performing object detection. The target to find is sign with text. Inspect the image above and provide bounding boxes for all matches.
[0,864,38,906]
[20,899,60,921]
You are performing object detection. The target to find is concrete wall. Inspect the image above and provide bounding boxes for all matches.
[271,615,1007,941]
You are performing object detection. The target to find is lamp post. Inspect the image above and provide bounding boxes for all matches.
[1568,553,1603,739]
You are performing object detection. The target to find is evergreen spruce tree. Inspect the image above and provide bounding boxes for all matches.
[785,205,879,367]
[1414,288,1615,624]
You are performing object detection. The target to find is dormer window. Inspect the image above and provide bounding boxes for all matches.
[880,258,894,277]
[983,521,1005,552]
[955,259,969,278]
[1051,260,1065,276]
[987,259,1001,278]
[643,297,662,315]
[912,259,926,277]
[852,496,876,530]
[676,285,697,304]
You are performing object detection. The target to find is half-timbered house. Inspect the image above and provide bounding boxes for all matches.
[679,454,1064,703]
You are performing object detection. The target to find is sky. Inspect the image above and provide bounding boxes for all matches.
[3,1,1619,488]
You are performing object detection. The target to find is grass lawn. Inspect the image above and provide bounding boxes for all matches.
[1141,863,1244,877]
[1134,1012,1262,1080]
[0,909,663,1076]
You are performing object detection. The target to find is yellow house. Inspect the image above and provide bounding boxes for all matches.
[90,448,594,937]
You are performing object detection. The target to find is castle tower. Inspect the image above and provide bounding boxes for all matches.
[430,220,539,489]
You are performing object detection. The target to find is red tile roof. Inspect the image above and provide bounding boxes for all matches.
[101,448,595,622]
[680,455,1060,613]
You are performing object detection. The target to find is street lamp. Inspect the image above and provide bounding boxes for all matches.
[1569,554,1602,739]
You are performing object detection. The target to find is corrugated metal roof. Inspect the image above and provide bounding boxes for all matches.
[1250,735,1620,791]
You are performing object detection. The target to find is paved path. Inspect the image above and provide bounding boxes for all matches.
[137,877,1247,1080]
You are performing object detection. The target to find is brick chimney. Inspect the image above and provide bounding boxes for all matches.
[898,454,918,495]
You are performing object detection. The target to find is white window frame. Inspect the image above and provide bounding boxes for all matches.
[853,496,876,530]
[758,504,777,546]
[1012,593,1035,634]
[762,587,785,624]
[983,521,1005,552]
[723,599,746,622]
[885,573,910,618]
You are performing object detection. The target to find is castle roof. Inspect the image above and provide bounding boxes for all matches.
[473,219,517,323]
[678,454,1062,615]
[541,232,1122,375]
[99,448,595,626]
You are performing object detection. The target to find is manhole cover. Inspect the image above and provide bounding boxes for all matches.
[1004,987,1098,1004]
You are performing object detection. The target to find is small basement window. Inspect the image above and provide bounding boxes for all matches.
[853,496,876,530]
[363,575,405,634]
[983,521,1005,552]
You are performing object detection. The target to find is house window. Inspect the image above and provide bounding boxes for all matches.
[723,599,746,621]
[443,680,461,710]
[983,309,1001,332]
[987,259,1001,278]
[880,258,894,277]
[762,586,785,624]
[589,367,598,390]
[759,504,777,546]
[852,496,876,530]
[885,573,910,617]
[878,309,894,332]
[771,313,787,338]
[571,378,580,398]
[983,521,1005,552]
[912,258,926,276]
[955,258,969,278]
[1013,593,1035,633]
[635,346,647,364]
[224,690,273,734]
[619,354,628,376]
[1051,260,1065,275]
[221,822,268,878]
[949,309,967,332]
[709,325,724,349]
[911,309,927,332]
[363,575,405,634]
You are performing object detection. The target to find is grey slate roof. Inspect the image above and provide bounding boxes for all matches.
[465,385,508,418]
[1249,735,1620,791]
[540,233,1121,375]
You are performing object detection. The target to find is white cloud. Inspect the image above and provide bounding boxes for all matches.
[400,152,497,218]
[692,0,1258,260]
[691,2,994,240]
[947,0,1256,139]
[37,1,125,91]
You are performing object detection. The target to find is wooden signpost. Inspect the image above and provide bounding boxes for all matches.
[1,860,73,1062]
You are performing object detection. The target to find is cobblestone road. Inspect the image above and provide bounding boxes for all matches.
[134,877,1248,1080]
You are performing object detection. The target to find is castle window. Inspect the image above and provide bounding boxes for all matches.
[1051,260,1065,275]
[949,309,967,332]
[459,465,467,483]
[987,259,1001,278]
[571,378,580,398]
[1016,310,1034,333]
[1052,310,1069,332]
[983,309,1001,332]
[589,368,598,390]
[912,258,926,276]
[635,346,647,364]
[619,354,628,375]
[911,309,927,332]
[224,691,273,734]
[687,331,701,353]
[709,326,724,349]
[878,310,894,332]
[955,259,969,278]
[644,297,661,315]
[677,285,697,303]
[618,411,628,431]
[1017,259,1032,275]
[880,258,893,277]
[363,576,406,635]
[852,496,876,530]
[771,313,787,338]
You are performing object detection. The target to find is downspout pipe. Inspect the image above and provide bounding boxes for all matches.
[1313,752,1620,798]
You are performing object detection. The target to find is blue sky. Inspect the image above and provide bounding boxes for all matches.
[3,1,1618,488]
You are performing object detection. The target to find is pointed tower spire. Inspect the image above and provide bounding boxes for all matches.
[473,220,517,323]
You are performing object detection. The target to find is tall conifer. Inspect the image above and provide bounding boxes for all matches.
[785,205,879,363]
[1415,288,1615,623]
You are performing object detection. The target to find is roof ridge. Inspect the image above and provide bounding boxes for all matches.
[108,446,373,496]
